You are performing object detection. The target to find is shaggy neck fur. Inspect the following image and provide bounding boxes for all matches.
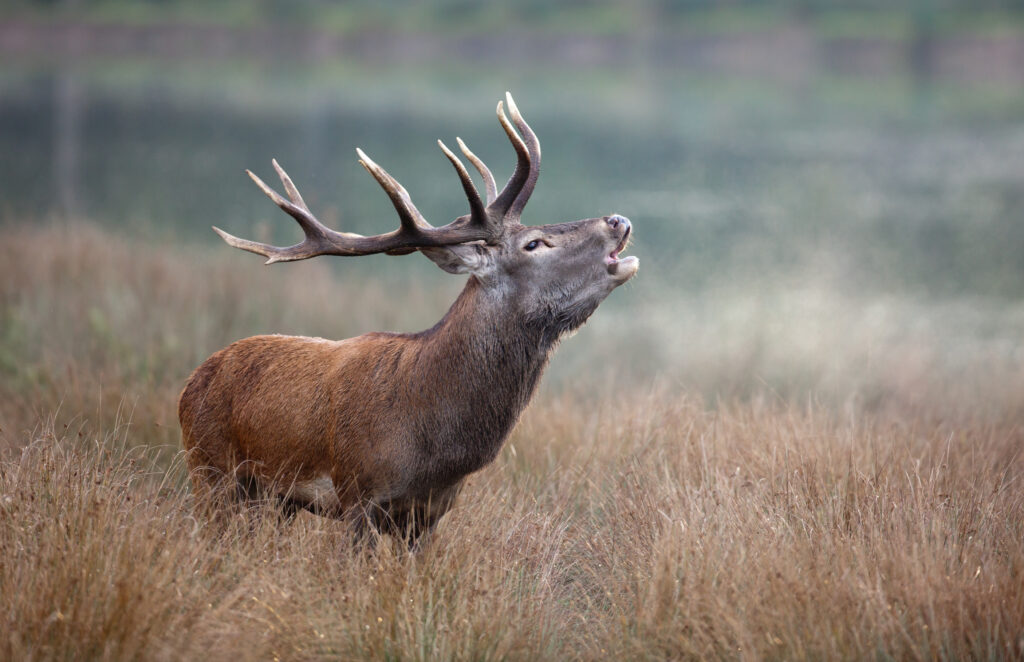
[404,276,558,490]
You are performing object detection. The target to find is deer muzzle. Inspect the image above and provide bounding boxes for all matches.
[604,215,638,280]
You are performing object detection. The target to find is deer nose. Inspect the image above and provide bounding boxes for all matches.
[606,214,630,230]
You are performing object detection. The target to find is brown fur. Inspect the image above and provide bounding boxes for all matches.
[181,95,638,541]
[180,214,637,542]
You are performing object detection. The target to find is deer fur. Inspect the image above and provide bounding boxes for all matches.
[179,95,638,543]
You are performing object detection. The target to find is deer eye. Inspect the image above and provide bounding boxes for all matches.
[523,239,541,252]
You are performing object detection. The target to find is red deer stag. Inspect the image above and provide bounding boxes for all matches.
[179,93,638,543]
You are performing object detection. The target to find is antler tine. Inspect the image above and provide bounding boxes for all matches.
[271,158,308,211]
[214,164,350,264]
[456,137,497,204]
[245,166,324,239]
[213,161,398,264]
[212,225,294,264]
[489,99,532,221]
[437,139,494,236]
[356,148,432,233]
[504,93,541,219]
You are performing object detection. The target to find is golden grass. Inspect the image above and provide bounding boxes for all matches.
[1,222,1022,660]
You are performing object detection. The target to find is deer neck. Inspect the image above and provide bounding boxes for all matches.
[424,276,555,409]
[408,276,555,481]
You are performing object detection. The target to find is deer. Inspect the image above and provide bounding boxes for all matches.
[178,93,638,545]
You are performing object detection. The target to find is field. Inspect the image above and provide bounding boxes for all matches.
[1,222,1022,660]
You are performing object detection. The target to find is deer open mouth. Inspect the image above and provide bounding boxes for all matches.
[604,225,638,280]
[605,226,632,269]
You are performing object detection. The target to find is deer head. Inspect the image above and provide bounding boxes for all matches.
[213,93,638,338]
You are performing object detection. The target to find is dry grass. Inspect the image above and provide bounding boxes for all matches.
[2,222,1023,660]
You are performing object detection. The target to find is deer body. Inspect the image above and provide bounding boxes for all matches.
[180,95,637,541]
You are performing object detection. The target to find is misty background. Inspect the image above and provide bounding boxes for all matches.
[2,0,1023,411]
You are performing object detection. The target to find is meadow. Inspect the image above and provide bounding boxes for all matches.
[1,222,1022,660]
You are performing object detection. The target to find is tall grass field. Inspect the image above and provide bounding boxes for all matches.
[1,223,1022,660]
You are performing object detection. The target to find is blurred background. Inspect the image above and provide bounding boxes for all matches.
[2,0,1023,435]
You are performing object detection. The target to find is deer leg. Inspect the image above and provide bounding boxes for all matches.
[402,505,440,552]
[406,488,461,550]
[379,484,463,550]
[276,496,305,523]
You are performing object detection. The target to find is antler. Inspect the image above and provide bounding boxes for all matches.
[215,92,541,263]
[453,92,541,223]
[493,93,542,222]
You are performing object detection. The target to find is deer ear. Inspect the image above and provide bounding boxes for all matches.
[420,244,493,275]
